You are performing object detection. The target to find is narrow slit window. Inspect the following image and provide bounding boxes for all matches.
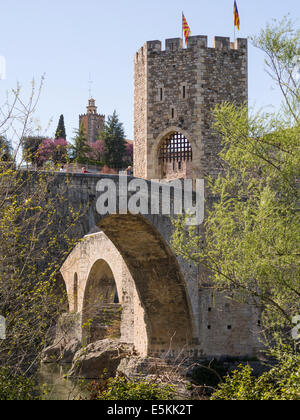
[114,290,119,304]
[74,273,78,313]
[183,85,186,99]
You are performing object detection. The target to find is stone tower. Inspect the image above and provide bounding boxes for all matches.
[79,98,105,143]
[134,36,248,180]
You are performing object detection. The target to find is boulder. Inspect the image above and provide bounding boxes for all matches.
[41,338,81,364]
[67,339,132,379]
[60,339,81,363]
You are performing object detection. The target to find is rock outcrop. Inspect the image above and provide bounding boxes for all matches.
[67,339,134,379]
[42,338,81,364]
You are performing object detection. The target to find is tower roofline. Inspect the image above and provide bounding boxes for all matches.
[135,36,247,61]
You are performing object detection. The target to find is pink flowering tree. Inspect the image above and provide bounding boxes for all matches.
[87,140,105,164]
[52,138,68,164]
[36,138,54,166]
[37,137,68,166]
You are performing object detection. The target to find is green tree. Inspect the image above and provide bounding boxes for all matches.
[55,114,67,140]
[0,368,40,400]
[252,17,300,123]
[88,376,175,400]
[70,121,91,164]
[22,136,45,166]
[102,111,127,169]
[172,18,300,346]
[211,348,300,400]
[0,136,13,161]
[0,79,82,399]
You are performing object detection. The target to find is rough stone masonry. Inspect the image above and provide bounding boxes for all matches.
[134,35,248,180]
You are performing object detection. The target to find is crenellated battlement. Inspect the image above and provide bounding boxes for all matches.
[135,35,247,61]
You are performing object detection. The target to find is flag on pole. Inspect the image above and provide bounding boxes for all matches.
[234,1,240,31]
[182,13,191,46]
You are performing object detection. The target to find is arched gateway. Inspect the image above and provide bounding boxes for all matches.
[158,131,193,180]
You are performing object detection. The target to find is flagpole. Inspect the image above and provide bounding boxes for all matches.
[182,11,184,47]
[233,2,235,41]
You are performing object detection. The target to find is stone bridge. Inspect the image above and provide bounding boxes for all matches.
[52,172,261,360]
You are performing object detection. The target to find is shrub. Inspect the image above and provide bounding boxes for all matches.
[211,350,300,400]
[88,376,175,400]
[0,368,40,400]
[191,360,227,389]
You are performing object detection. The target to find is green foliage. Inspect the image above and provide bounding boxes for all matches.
[88,376,175,400]
[0,78,82,399]
[0,367,40,400]
[211,349,300,400]
[191,361,227,389]
[0,170,81,375]
[172,17,300,345]
[0,136,13,162]
[102,111,127,169]
[55,115,67,140]
[70,121,91,163]
[251,16,300,123]
[22,136,45,166]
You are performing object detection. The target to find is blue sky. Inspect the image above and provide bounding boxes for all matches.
[0,0,299,143]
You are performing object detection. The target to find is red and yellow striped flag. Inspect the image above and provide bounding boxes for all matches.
[182,13,191,46]
[234,1,240,31]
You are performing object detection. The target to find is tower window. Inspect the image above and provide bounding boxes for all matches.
[171,108,175,119]
[181,84,188,99]
[74,273,78,313]
[160,88,163,101]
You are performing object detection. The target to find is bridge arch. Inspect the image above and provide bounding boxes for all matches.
[82,259,121,343]
[56,173,200,358]
[96,213,196,358]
